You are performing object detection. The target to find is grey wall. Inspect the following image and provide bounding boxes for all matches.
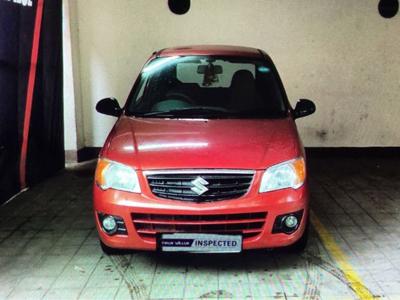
[64,0,400,149]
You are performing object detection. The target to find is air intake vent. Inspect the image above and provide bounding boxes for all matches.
[132,212,267,241]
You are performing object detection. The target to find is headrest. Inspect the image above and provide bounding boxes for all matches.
[231,70,255,86]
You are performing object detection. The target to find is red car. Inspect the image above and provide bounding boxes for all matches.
[94,45,315,254]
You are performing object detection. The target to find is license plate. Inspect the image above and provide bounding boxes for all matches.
[160,233,242,253]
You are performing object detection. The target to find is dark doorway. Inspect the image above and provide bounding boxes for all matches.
[0,0,64,204]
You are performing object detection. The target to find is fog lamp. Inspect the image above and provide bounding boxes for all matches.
[272,210,303,234]
[284,215,298,229]
[102,215,117,234]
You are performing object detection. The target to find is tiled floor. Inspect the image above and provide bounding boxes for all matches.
[0,157,399,299]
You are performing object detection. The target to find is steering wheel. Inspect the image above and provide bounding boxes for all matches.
[165,91,195,105]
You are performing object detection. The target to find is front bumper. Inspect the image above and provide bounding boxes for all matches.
[93,171,309,251]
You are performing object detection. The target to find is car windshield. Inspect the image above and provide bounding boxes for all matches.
[126,55,287,119]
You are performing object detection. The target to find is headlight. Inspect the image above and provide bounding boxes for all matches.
[259,157,306,193]
[95,159,141,193]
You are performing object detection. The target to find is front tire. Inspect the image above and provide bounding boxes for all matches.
[285,220,309,253]
[100,240,123,255]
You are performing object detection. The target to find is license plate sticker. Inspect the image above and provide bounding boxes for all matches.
[160,233,242,253]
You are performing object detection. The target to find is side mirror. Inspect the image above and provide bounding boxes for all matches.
[96,98,122,117]
[293,99,316,119]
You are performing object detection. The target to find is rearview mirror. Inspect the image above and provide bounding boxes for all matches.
[293,99,316,119]
[96,98,122,117]
[197,64,223,74]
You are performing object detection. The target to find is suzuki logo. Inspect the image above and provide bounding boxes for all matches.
[190,177,209,196]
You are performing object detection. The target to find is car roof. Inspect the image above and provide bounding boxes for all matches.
[155,45,263,58]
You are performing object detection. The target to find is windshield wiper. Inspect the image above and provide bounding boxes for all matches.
[133,107,230,118]
[131,107,286,119]
[226,109,286,118]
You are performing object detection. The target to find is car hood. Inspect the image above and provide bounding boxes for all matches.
[101,116,303,170]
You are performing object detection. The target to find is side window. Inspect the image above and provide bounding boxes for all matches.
[176,63,203,85]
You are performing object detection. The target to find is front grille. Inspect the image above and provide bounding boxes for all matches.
[132,212,267,240]
[146,171,254,202]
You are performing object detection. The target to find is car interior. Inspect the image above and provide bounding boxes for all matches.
[129,58,286,115]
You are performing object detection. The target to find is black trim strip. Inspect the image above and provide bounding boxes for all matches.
[306,147,400,158]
